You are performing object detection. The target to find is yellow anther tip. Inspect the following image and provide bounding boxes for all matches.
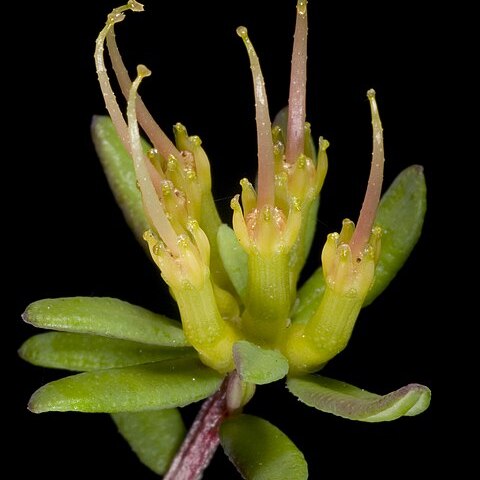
[136,64,151,78]
[230,195,241,209]
[128,0,144,12]
[190,135,202,146]
[236,26,248,39]
[328,232,340,242]
[319,137,330,151]
[296,0,308,15]
[174,122,187,133]
[239,178,250,188]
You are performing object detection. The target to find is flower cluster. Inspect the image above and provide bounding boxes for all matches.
[94,0,385,374]
[20,1,430,478]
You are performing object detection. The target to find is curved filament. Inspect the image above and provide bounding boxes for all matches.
[127,65,179,255]
[106,28,181,162]
[236,26,275,208]
[286,0,308,165]
[349,89,385,259]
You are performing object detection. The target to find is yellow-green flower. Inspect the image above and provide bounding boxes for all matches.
[20,1,430,478]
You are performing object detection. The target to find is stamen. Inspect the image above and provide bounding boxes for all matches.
[349,89,385,259]
[127,65,179,255]
[286,0,308,164]
[236,26,275,208]
[94,7,131,151]
[106,28,181,162]
[95,4,166,198]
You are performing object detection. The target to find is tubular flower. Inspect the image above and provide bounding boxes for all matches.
[94,1,240,372]
[20,1,430,478]
[231,5,327,345]
[286,89,385,373]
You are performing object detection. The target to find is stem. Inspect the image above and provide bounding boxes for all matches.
[164,378,229,480]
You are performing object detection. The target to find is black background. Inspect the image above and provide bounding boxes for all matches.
[10,1,436,478]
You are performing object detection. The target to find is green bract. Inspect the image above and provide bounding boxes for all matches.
[220,414,308,480]
[91,115,150,244]
[21,0,430,478]
[113,410,186,475]
[233,341,289,385]
[287,375,431,422]
[364,164,427,305]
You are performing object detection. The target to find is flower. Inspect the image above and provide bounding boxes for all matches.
[94,4,240,372]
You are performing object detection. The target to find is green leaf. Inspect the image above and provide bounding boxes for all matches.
[91,115,150,244]
[112,409,185,475]
[23,297,188,347]
[29,357,223,413]
[287,375,431,422]
[19,332,195,371]
[293,165,427,321]
[217,224,248,301]
[364,165,426,305]
[220,414,308,480]
[233,341,289,385]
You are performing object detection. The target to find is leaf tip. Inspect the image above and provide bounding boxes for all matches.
[21,308,31,326]
[91,114,102,131]
[411,164,424,174]
[403,383,431,417]
[17,342,28,361]
[27,391,44,414]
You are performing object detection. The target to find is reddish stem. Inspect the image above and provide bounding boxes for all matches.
[164,379,229,480]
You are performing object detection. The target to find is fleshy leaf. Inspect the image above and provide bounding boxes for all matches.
[220,414,308,480]
[91,115,150,244]
[233,341,289,385]
[112,409,185,475]
[293,165,426,321]
[19,332,195,371]
[23,297,188,347]
[29,357,223,413]
[364,164,426,305]
[217,224,248,301]
[287,374,431,422]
